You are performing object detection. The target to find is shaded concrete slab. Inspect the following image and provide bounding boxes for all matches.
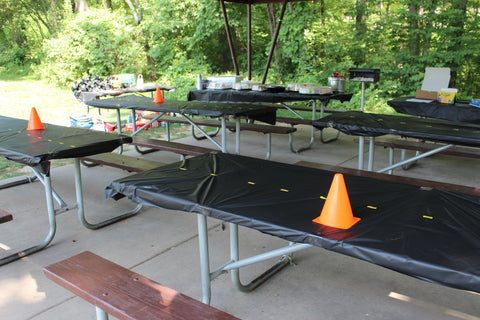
[1,125,479,320]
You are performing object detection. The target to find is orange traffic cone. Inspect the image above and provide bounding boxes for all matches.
[152,87,164,103]
[27,107,45,130]
[313,173,360,229]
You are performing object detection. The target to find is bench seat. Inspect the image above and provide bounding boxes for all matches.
[81,152,166,172]
[131,136,217,157]
[295,161,480,196]
[156,116,296,135]
[43,251,240,320]
[0,208,13,224]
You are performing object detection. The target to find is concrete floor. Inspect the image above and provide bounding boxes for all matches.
[1,125,479,320]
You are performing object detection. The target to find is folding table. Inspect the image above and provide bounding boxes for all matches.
[312,111,480,172]
[188,89,353,151]
[104,152,480,304]
[0,116,132,265]
[85,95,277,155]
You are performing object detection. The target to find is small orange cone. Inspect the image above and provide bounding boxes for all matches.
[313,173,360,229]
[152,87,164,103]
[27,107,45,130]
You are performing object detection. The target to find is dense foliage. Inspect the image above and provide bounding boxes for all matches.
[1,0,479,111]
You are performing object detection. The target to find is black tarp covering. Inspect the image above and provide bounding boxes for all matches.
[187,89,353,104]
[105,152,480,293]
[312,111,480,147]
[85,95,277,125]
[388,97,480,124]
[0,116,132,174]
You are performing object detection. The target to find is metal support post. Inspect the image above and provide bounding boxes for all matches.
[197,214,211,305]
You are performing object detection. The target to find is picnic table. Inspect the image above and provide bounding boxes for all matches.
[312,111,480,172]
[188,89,353,151]
[104,152,480,303]
[388,96,480,123]
[0,115,132,265]
[76,83,176,102]
[85,95,281,156]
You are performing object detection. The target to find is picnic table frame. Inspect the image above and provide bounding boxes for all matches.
[188,89,353,152]
[104,152,480,304]
[312,111,480,172]
[0,116,133,265]
[85,95,278,155]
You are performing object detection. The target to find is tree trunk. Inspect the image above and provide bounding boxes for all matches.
[124,0,157,80]
[448,0,468,87]
[408,3,419,57]
[354,0,367,65]
[267,3,279,70]
[74,0,89,13]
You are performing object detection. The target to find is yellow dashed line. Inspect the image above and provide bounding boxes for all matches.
[423,215,433,219]
[210,173,218,176]
[280,188,289,192]
[179,167,187,171]
[367,205,377,209]
[247,181,256,185]
[320,196,326,200]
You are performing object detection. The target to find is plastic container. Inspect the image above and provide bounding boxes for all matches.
[69,115,93,129]
[328,77,346,92]
[137,74,144,89]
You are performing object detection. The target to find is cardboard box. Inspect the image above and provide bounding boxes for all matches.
[416,67,451,100]
[416,90,438,100]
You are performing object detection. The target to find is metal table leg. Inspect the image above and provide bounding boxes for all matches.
[288,101,316,153]
[319,101,340,143]
[74,159,142,230]
[0,169,57,265]
[196,215,311,305]
[197,214,212,304]
[377,144,454,173]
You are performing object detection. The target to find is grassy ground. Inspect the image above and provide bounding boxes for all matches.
[0,74,320,181]
[0,74,188,180]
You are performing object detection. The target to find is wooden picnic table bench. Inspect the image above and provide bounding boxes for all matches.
[81,152,167,172]
[131,136,218,157]
[81,137,216,172]
[295,161,480,196]
[0,208,13,224]
[155,115,296,135]
[355,136,480,160]
[43,251,240,320]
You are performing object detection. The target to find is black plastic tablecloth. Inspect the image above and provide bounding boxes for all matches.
[312,111,480,147]
[388,97,480,123]
[188,89,353,104]
[105,152,480,293]
[85,95,278,125]
[0,116,132,174]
